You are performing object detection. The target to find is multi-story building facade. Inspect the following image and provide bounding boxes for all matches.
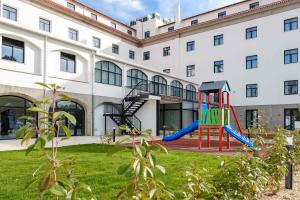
[0,0,299,139]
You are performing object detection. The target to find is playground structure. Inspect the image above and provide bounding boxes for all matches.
[163,81,254,151]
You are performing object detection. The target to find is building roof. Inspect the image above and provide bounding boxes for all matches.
[199,81,231,92]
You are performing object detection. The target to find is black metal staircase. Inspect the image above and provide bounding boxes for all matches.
[103,81,150,131]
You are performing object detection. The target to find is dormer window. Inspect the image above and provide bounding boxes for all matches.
[91,13,97,20]
[144,31,150,38]
[67,2,75,10]
[111,22,116,29]
[218,11,226,18]
[249,2,259,9]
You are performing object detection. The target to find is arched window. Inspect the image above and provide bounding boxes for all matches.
[95,61,122,86]
[186,84,197,101]
[151,75,167,95]
[0,96,36,139]
[171,80,183,97]
[127,69,148,91]
[55,101,85,136]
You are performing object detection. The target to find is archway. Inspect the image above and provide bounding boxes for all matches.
[0,95,36,139]
[55,100,85,136]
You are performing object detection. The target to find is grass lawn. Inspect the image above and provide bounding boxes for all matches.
[0,144,232,199]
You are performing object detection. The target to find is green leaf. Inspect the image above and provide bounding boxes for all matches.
[135,145,143,157]
[61,111,76,125]
[149,188,157,199]
[58,94,72,101]
[39,171,52,192]
[49,184,67,197]
[21,130,33,145]
[25,144,36,156]
[117,164,130,175]
[24,178,38,190]
[156,165,166,174]
[27,107,45,113]
[35,82,51,89]
[16,125,30,139]
[62,125,72,139]
[79,183,92,193]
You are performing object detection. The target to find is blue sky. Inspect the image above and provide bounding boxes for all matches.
[78,0,240,24]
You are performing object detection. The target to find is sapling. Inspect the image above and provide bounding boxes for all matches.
[16,83,95,200]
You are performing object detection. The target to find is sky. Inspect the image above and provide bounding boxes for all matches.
[78,0,241,24]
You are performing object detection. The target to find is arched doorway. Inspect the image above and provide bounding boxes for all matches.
[0,95,36,139]
[55,101,85,136]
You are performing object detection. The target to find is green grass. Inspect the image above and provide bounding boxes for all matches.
[0,144,231,199]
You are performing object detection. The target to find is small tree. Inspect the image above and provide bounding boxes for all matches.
[16,83,95,199]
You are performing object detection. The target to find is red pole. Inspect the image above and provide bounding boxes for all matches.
[231,105,243,134]
[219,127,223,151]
[226,92,230,149]
[206,93,210,148]
[198,91,202,149]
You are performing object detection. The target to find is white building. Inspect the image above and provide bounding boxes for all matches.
[0,0,299,139]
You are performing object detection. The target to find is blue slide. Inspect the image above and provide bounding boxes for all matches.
[162,120,198,142]
[162,103,207,142]
[224,125,254,148]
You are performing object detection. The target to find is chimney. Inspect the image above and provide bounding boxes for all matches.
[175,4,181,27]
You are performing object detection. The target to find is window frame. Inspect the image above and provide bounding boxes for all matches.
[246,55,258,69]
[186,84,197,101]
[110,22,116,29]
[284,17,298,32]
[168,26,174,32]
[284,80,298,95]
[186,41,195,52]
[3,4,17,21]
[246,109,258,129]
[191,19,198,26]
[95,61,122,86]
[91,13,97,20]
[39,17,51,32]
[249,2,259,9]
[163,46,171,56]
[127,69,148,90]
[68,28,78,41]
[92,37,101,49]
[1,37,25,63]
[112,44,119,54]
[246,26,257,39]
[60,52,76,73]
[170,80,183,97]
[218,11,226,18]
[144,31,150,38]
[214,34,224,46]
[129,50,135,60]
[246,84,258,97]
[67,2,75,10]
[284,48,298,64]
[143,51,150,60]
[214,60,224,73]
[186,65,195,77]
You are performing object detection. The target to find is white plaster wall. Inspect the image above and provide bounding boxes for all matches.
[135,100,157,135]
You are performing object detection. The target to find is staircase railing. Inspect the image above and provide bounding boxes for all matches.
[126,115,142,131]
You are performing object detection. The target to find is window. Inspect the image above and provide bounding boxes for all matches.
[246,110,258,129]
[249,2,259,9]
[163,46,170,56]
[68,28,78,41]
[1,37,24,63]
[186,84,197,101]
[284,80,298,95]
[187,41,195,52]
[0,96,36,139]
[171,80,183,97]
[246,55,258,69]
[143,51,150,60]
[111,22,116,29]
[284,109,298,130]
[246,27,257,39]
[67,2,75,10]
[39,18,51,32]
[284,49,298,64]
[186,65,195,77]
[284,17,298,32]
[151,75,167,95]
[214,60,224,73]
[214,34,224,46]
[168,26,174,32]
[95,61,122,86]
[92,37,101,48]
[60,52,76,73]
[112,44,119,54]
[127,30,133,36]
[3,5,17,21]
[91,13,97,20]
[163,69,171,73]
[218,11,226,18]
[191,19,198,26]
[129,50,135,60]
[144,31,150,38]
[127,69,148,90]
[246,84,258,97]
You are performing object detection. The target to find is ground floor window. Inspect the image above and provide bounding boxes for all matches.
[284,108,298,130]
[55,101,85,136]
[0,96,36,139]
[246,109,258,129]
